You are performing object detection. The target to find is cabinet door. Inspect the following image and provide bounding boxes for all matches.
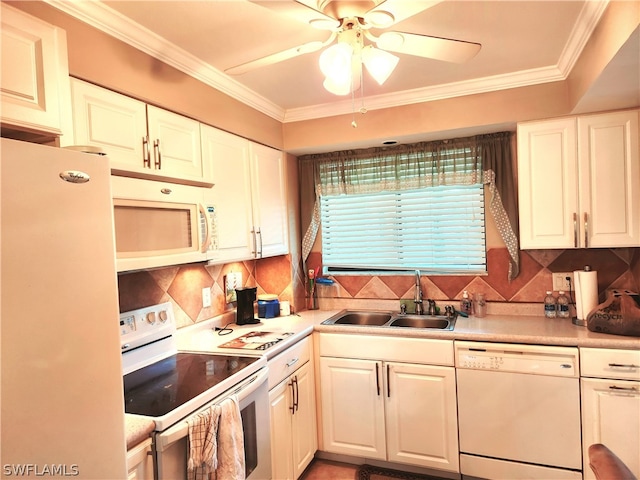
[201,125,254,262]
[126,439,153,480]
[71,79,147,171]
[319,357,386,459]
[517,118,578,249]
[1,3,70,135]
[581,378,640,479]
[291,362,318,479]
[269,379,295,480]
[386,363,459,472]
[147,105,207,184]
[578,110,640,247]
[250,143,289,258]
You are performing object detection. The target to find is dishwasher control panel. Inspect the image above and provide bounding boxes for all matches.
[455,341,579,377]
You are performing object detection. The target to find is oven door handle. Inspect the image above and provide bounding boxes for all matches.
[155,367,268,452]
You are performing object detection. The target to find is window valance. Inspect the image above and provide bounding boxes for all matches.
[299,132,520,280]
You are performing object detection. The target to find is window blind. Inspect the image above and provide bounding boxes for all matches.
[320,184,486,274]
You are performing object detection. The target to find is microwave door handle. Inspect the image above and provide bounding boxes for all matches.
[199,203,211,253]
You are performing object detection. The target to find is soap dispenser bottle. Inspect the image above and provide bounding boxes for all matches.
[460,290,472,315]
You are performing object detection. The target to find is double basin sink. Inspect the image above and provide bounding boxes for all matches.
[321,309,456,331]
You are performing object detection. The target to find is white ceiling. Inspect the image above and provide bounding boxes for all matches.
[48,0,638,122]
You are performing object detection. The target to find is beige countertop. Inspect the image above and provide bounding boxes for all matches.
[177,308,639,353]
[133,309,637,450]
[125,414,155,451]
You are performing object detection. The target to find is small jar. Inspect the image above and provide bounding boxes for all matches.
[473,293,487,318]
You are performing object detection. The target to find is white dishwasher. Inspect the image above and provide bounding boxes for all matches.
[455,341,582,480]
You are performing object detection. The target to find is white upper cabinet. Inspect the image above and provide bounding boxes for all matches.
[70,78,212,186]
[518,109,639,249]
[201,125,254,262]
[1,3,72,138]
[201,125,288,262]
[250,142,289,258]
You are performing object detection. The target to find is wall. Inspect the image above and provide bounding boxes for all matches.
[12,1,638,324]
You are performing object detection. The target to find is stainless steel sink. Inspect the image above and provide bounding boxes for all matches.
[388,314,455,330]
[321,309,456,330]
[322,310,393,326]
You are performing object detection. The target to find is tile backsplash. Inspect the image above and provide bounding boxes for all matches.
[306,247,640,307]
[118,247,639,328]
[118,254,300,329]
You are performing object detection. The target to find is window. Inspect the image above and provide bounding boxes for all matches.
[320,183,486,275]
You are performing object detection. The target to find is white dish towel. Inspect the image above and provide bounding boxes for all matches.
[214,395,245,480]
[187,404,221,480]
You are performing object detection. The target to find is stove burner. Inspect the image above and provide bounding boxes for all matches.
[219,331,293,350]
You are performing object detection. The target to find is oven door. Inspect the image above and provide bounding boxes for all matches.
[153,367,271,480]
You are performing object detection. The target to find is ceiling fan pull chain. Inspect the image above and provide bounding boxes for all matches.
[351,63,357,128]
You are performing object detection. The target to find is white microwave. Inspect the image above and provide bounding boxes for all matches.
[111,176,217,272]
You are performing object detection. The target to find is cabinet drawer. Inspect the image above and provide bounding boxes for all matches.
[580,348,640,380]
[268,336,311,389]
[318,333,454,366]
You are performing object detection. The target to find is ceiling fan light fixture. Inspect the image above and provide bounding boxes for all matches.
[323,76,351,96]
[319,42,353,80]
[362,46,399,85]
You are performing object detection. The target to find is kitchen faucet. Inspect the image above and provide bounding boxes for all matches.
[414,270,424,315]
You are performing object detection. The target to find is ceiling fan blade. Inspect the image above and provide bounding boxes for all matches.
[225,40,327,75]
[364,1,442,28]
[249,1,340,30]
[375,31,481,63]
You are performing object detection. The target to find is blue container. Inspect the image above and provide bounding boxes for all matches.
[258,297,280,318]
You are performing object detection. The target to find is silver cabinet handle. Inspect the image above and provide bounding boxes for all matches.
[153,139,161,169]
[608,363,640,369]
[584,212,589,248]
[142,136,151,168]
[573,212,578,248]
[288,378,296,413]
[285,357,299,368]
[387,364,391,398]
[251,228,257,257]
[256,228,263,258]
[609,385,639,393]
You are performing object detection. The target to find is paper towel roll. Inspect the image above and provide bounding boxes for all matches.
[574,269,599,321]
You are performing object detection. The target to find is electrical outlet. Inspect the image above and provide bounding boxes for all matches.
[202,287,212,308]
[552,272,573,291]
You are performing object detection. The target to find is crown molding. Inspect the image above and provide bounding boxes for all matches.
[44,0,286,121]
[283,65,566,122]
[45,0,608,124]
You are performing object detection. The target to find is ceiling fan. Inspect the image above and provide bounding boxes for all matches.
[225,0,482,95]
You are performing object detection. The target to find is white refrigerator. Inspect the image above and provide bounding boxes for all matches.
[1,138,127,478]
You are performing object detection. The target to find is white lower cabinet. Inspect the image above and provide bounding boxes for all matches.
[126,438,153,480]
[580,347,640,480]
[318,334,458,473]
[268,337,317,480]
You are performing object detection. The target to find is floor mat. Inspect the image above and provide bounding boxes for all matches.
[356,464,444,480]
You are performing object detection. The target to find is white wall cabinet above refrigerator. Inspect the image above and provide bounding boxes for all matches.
[518,109,639,249]
[201,125,288,263]
[70,78,212,187]
[1,3,72,139]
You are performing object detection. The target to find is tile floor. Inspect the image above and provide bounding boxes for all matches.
[299,458,358,480]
